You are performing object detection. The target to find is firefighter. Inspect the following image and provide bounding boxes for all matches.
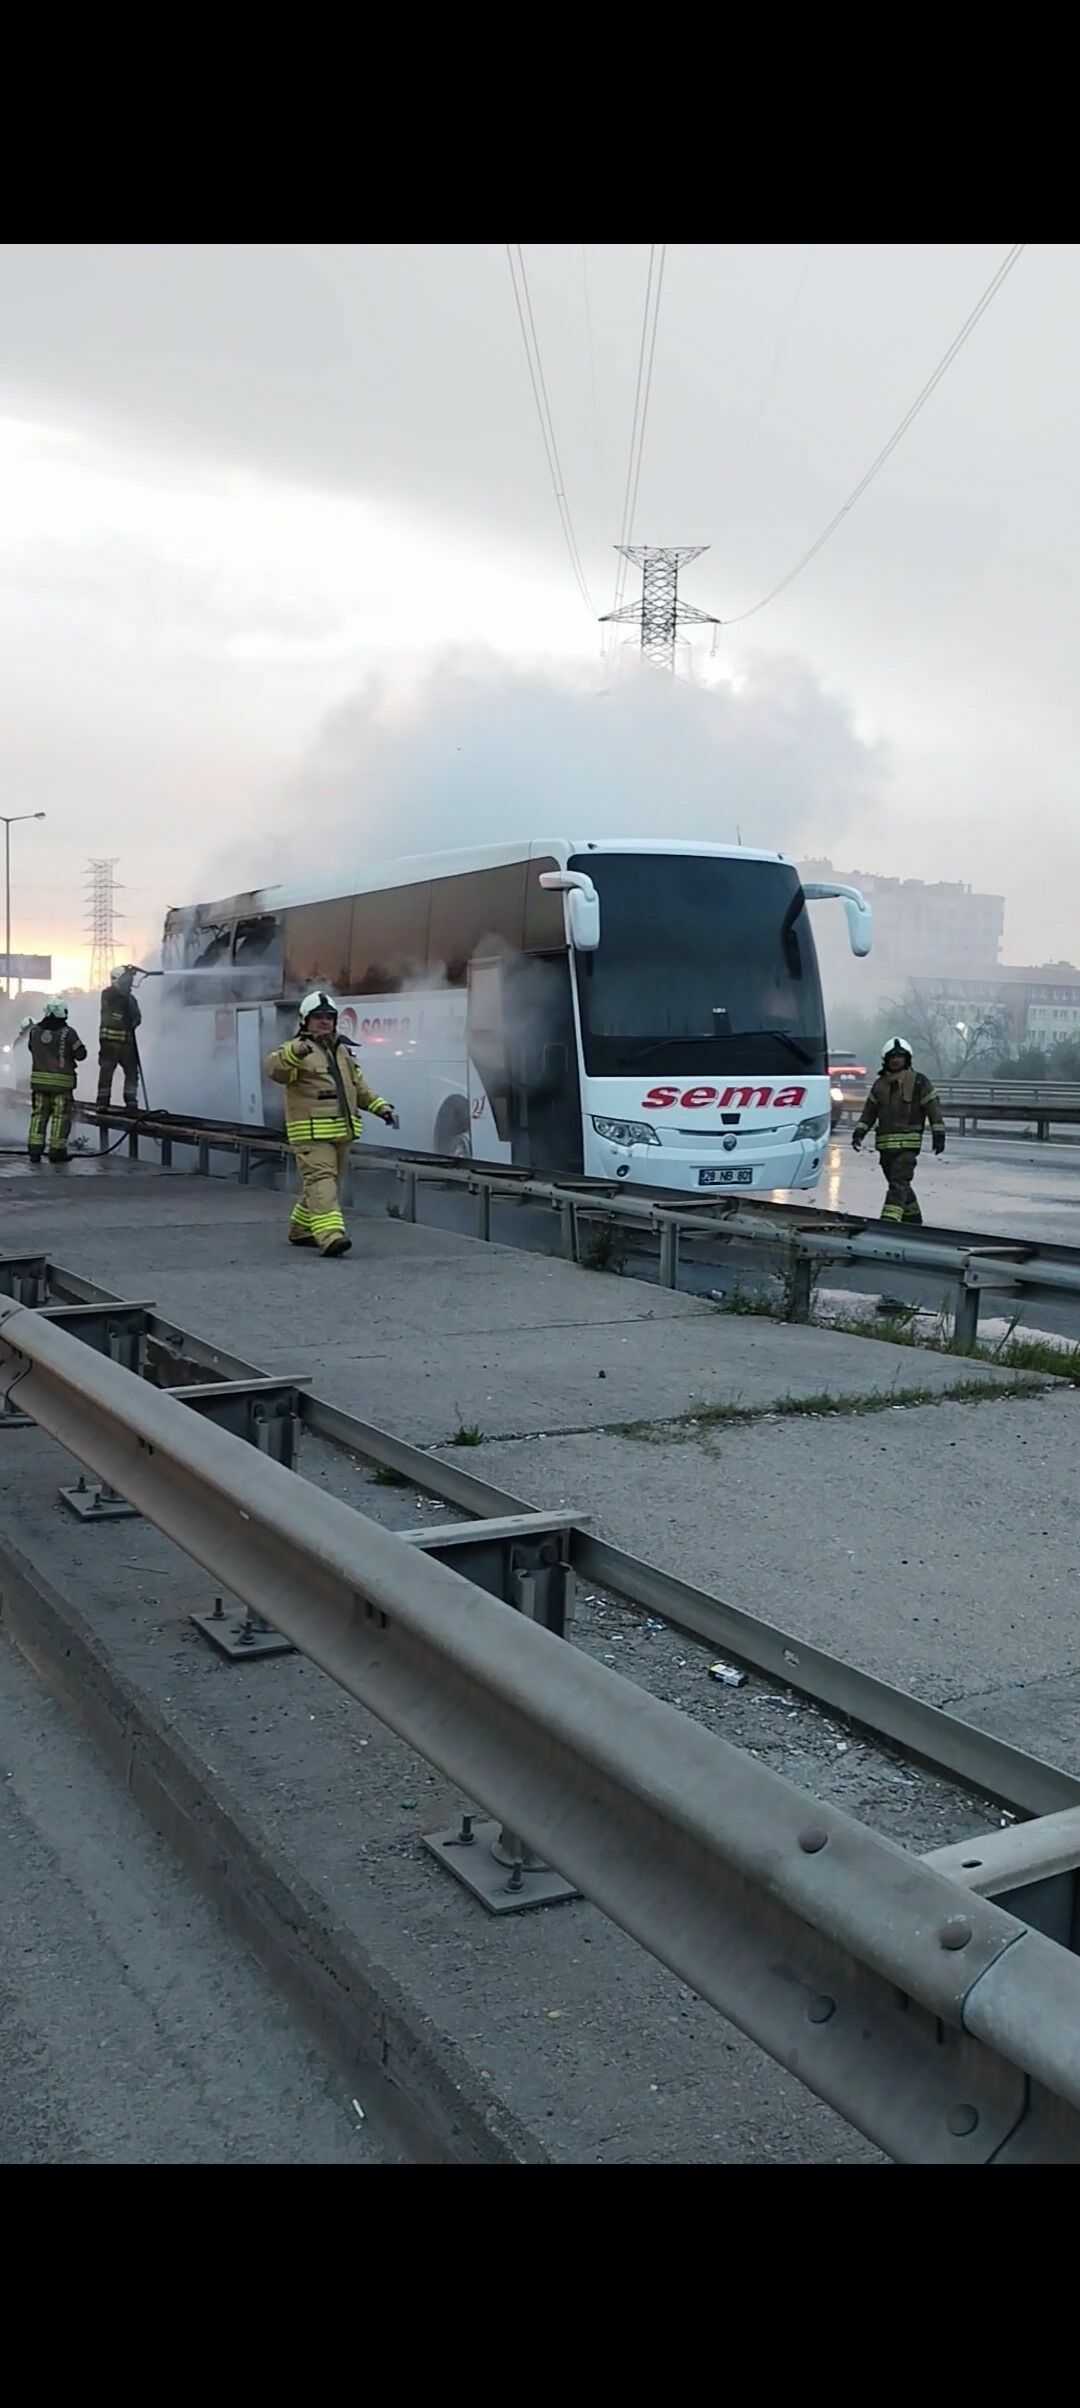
[97,964,142,1109]
[26,999,87,1164]
[851,1036,945,1225]
[265,990,398,1256]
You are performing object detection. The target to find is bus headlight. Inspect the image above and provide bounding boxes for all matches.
[830,1086,844,1105]
[592,1115,661,1147]
[795,1112,831,1141]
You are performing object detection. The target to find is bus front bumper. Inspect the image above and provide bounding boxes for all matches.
[584,1134,824,1194]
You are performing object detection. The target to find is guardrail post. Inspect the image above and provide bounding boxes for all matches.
[658,1220,679,1289]
[160,1136,172,1167]
[787,1253,814,1323]
[1038,1117,1049,1143]
[97,1120,107,1154]
[197,1138,210,1177]
[559,1200,579,1263]
[475,1183,492,1242]
[127,1126,139,1160]
[238,1145,250,1187]
[400,1170,418,1223]
[952,1279,980,1353]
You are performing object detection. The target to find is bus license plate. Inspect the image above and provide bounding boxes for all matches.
[698,1166,752,1186]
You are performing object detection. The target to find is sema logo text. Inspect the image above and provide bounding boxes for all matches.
[641,1084,808,1111]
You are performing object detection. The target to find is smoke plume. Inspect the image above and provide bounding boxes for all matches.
[201,646,884,897]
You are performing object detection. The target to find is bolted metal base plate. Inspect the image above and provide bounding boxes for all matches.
[424,1817,577,1915]
[59,1480,139,1520]
[190,1600,295,1661]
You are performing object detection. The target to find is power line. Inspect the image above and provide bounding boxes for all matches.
[505,243,595,615]
[748,242,815,424]
[581,244,601,472]
[624,247,666,563]
[609,245,667,633]
[722,242,1027,626]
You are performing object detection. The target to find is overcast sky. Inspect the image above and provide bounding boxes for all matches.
[0,240,1070,984]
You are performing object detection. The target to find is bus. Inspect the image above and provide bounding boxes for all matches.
[160,839,871,1195]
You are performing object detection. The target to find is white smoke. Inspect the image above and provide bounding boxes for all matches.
[199,645,884,897]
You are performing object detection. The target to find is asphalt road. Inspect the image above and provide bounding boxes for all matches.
[0,1628,386,2164]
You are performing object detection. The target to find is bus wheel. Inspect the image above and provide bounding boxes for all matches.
[436,1098,471,1160]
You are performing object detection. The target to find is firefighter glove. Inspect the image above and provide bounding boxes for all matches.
[851,1126,865,1152]
[382,1106,400,1129]
[932,1128,946,1156]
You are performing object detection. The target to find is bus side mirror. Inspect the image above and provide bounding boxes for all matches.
[800,880,872,960]
[538,870,600,952]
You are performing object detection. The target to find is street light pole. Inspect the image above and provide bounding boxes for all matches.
[0,812,46,998]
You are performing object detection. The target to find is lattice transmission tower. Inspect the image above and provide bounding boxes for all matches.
[86,858,121,992]
[601,545,721,671]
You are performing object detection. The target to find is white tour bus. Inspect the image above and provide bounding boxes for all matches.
[160,839,871,1194]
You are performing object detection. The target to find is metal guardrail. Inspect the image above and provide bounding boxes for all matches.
[67,1099,1080,1352]
[4,1285,1080,2158]
[937,1079,1080,1135]
[14,1250,1073,1823]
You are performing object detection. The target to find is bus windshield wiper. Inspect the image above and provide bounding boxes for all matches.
[615,1030,816,1069]
[728,1029,816,1065]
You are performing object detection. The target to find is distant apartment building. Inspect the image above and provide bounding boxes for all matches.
[911,963,1080,1048]
[801,860,1006,1006]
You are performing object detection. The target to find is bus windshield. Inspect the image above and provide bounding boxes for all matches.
[569,852,826,1079]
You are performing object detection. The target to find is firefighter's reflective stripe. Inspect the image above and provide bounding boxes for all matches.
[28,1089,74,1153]
[875,1130,925,1152]
[29,1071,77,1091]
[289,1196,345,1232]
[286,1114,359,1142]
[881,1203,905,1222]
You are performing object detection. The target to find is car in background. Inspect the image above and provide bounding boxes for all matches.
[829,1050,868,1130]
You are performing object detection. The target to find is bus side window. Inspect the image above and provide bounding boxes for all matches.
[179,921,233,1006]
[233,914,283,997]
[429,865,528,986]
[350,883,432,994]
[283,901,352,996]
[525,859,569,952]
[189,923,232,971]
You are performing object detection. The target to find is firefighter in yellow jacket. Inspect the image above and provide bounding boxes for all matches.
[26,999,88,1164]
[266,990,398,1256]
[852,1035,945,1225]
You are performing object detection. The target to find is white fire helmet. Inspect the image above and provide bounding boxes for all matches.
[881,1035,912,1064]
[43,998,69,1021]
[299,990,339,1025]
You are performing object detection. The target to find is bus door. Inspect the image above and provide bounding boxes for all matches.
[236,1006,275,1127]
[466,951,582,1175]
